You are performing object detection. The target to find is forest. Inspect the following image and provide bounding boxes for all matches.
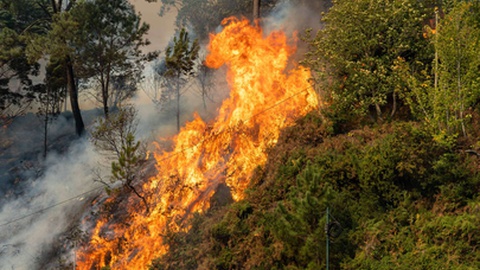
[1,0,480,269]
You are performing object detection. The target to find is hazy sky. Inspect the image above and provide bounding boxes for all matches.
[129,0,177,53]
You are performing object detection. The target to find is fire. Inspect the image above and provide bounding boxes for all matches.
[76,17,318,269]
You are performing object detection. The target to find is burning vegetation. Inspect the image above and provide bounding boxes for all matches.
[4,1,480,269]
[76,17,318,269]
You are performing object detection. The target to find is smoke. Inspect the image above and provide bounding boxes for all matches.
[0,82,207,269]
[0,135,105,269]
[0,113,79,201]
[263,0,330,35]
[261,0,332,60]
[0,2,332,268]
[135,61,229,143]
[0,4,187,267]
[131,0,332,143]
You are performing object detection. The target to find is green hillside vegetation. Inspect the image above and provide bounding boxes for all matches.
[150,0,480,269]
[150,114,480,269]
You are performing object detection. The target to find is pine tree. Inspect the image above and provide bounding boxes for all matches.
[111,132,149,213]
[162,28,199,131]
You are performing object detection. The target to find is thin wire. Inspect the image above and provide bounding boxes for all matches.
[0,186,104,227]
[0,85,316,227]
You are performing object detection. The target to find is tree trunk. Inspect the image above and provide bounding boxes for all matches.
[127,181,150,214]
[390,90,397,118]
[176,80,180,132]
[102,88,109,118]
[101,71,109,118]
[434,8,439,91]
[457,51,466,137]
[253,0,260,20]
[51,0,58,13]
[66,55,85,136]
[43,86,49,158]
[202,85,207,112]
[375,102,383,122]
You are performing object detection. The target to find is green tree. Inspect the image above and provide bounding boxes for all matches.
[37,58,67,158]
[398,2,480,139]
[72,0,157,118]
[160,28,199,131]
[303,0,432,128]
[0,0,44,127]
[26,0,86,136]
[436,2,480,136]
[91,106,149,213]
[111,132,149,213]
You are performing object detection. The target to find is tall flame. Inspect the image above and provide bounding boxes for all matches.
[76,17,318,269]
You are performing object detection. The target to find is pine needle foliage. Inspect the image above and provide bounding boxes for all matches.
[91,106,149,213]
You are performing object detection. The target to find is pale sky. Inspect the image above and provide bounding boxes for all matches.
[129,0,177,53]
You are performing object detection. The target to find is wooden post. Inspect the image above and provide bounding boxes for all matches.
[326,207,330,270]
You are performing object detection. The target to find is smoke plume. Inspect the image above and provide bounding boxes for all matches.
[0,1,332,268]
[0,136,104,269]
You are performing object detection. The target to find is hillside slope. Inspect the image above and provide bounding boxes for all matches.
[150,111,480,269]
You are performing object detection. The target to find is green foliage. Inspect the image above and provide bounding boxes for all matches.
[164,28,200,79]
[303,0,432,127]
[0,26,31,111]
[347,198,480,269]
[91,106,140,158]
[395,1,480,138]
[436,2,480,136]
[111,132,141,183]
[25,11,78,64]
[158,28,200,131]
[0,0,44,120]
[71,0,157,116]
[149,114,480,269]
[150,213,205,270]
[91,106,149,212]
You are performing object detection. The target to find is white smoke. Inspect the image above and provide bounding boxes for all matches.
[262,0,331,60]
[0,2,331,269]
[0,137,104,270]
[0,2,183,269]
[263,0,324,35]
[136,61,229,142]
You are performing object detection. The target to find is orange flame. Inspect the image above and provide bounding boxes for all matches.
[76,17,318,269]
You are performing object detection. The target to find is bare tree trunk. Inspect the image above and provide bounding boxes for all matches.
[105,63,112,118]
[126,181,150,214]
[253,0,260,20]
[43,86,49,158]
[51,0,58,13]
[202,85,207,111]
[457,51,466,137]
[434,8,439,92]
[176,80,180,132]
[390,90,397,118]
[375,102,383,122]
[101,71,109,118]
[66,55,85,136]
